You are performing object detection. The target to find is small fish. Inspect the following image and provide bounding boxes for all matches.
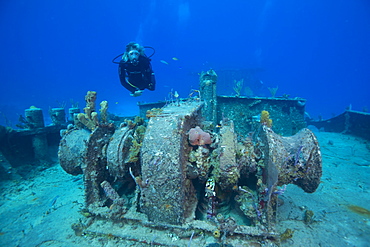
[115,102,119,104]
[172,57,179,61]
[49,195,60,208]
[72,176,81,182]
[160,60,169,65]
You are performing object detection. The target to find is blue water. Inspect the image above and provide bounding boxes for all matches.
[1,0,369,126]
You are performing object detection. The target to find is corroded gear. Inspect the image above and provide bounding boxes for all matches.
[58,128,90,175]
[259,126,322,193]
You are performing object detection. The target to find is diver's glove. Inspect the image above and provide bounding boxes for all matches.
[130,90,143,97]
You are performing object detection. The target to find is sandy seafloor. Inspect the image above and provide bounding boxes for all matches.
[0,131,369,247]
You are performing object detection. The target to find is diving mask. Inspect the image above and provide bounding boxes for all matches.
[128,50,140,65]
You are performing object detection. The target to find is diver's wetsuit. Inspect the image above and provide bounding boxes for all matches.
[119,55,156,93]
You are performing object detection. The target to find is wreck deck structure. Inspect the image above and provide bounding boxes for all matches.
[1,69,327,246]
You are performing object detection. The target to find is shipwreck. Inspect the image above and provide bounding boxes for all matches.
[56,69,322,246]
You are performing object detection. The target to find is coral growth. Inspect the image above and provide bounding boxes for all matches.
[146,108,163,118]
[260,110,273,128]
[189,146,211,181]
[218,215,238,239]
[124,121,146,163]
[233,79,244,97]
[128,139,142,163]
[268,86,278,97]
[83,91,97,118]
[77,91,109,130]
[99,101,108,123]
[85,91,97,110]
[188,126,212,146]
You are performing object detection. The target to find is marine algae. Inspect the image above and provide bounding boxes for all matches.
[280,228,294,241]
[304,210,315,224]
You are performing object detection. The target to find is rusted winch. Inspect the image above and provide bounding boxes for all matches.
[58,101,322,239]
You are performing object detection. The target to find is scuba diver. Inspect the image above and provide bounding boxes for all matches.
[113,42,156,97]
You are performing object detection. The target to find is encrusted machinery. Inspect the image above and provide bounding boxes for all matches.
[58,90,322,246]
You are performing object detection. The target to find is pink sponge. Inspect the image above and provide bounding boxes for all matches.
[188,126,212,146]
